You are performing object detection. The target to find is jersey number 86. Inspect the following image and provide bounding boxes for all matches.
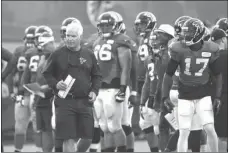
[94,44,112,61]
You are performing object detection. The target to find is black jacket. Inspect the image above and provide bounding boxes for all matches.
[42,44,102,98]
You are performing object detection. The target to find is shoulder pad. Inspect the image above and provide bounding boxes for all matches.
[15,46,26,54]
[168,41,183,52]
[204,41,220,53]
[25,47,38,57]
[114,34,138,52]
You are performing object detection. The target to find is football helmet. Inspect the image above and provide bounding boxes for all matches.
[203,27,211,41]
[181,18,205,46]
[35,25,54,49]
[108,11,126,34]
[24,25,38,48]
[97,11,118,37]
[215,18,228,34]
[150,24,174,56]
[60,17,77,39]
[134,11,157,37]
[174,16,192,38]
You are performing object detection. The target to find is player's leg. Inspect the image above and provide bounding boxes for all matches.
[121,88,135,152]
[100,129,105,152]
[197,96,218,152]
[164,90,179,152]
[90,102,101,152]
[159,111,170,152]
[14,100,30,152]
[98,91,115,151]
[29,95,42,152]
[51,97,63,152]
[215,94,227,152]
[177,99,194,152]
[200,130,208,152]
[41,106,54,152]
[139,113,159,152]
[104,89,126,152]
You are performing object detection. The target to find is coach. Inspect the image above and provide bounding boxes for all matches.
[210,27,227,151]
[42,21,102,152]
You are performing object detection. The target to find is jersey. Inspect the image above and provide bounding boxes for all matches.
[93,33,133,86]
[170,41,220,86]
[144,50,170,98]
[137,36,152,82]
[6,46,29,94]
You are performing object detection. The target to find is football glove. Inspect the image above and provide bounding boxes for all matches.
[115,85,126,103]
[163,98,174,113]
[128,91,139,107]
[12,94,25,106]
[213,98,221,116]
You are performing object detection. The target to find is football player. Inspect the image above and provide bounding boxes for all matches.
[140,24,174,152]
[1,47,17,152]
[162,18,222,152]
[2,47,17,81]
[133,11,160,151]
[18,25,54,152]
[32,27,56,152]
[215,18,228,35]
[164,15,209,152]
[92,11,133,152]
[210,28,227,152]
[10,26,38,152]
[111,11,138,152]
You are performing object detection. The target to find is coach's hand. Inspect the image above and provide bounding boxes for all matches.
[89,91,97,102]
[213,98,221,116]
[56,80,67,91]
[163,98,174,113]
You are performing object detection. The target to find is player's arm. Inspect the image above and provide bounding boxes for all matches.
[2,47,17,81]
[116,46,132,102]
[209,50,222,100]
[141,70,150,106]
[18,65,31,95]
[162,49,179,112]
[130,46,138,92]
[90,51,102,96]
[42,52,58,91]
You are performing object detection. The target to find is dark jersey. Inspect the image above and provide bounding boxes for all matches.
[12,46,29,88]
[170,41,220,86]
[137,37,151,81]
[144,51,170,98]
[93,33,134,86]
[169,41,220,99]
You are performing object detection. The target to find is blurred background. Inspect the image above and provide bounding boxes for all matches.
[1,0,227,144]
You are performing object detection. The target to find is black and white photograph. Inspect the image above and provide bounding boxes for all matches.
[1,1,227,152]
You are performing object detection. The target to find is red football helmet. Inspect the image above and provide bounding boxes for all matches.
[108,11,126,34]
[24,25,38,48]
[181,18,205,46]
[35,25,54,49]
[216,18,228,34]
[134,11,157,37]
[60,17,78,39]
[97,11,118,37]
[174,16,192,37]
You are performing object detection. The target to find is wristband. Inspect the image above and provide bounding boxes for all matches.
[131,91,137,96]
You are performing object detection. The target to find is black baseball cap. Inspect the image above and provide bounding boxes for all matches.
[210,27,226,41]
